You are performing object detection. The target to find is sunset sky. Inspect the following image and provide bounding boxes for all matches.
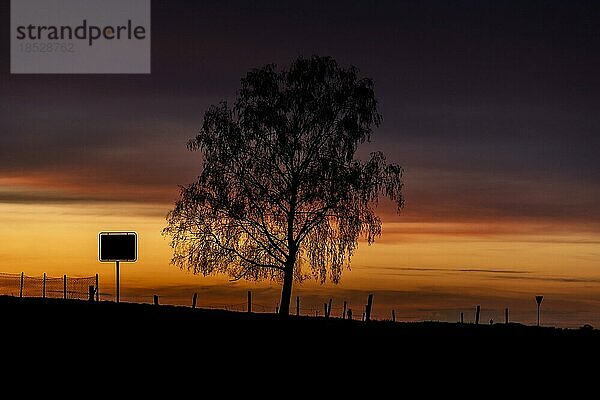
[1,1,599,326]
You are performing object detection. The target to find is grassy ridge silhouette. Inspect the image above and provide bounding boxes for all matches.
[3,295,597,377]
[3,296,597,344]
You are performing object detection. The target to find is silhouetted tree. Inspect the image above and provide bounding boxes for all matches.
[164,56,404,315]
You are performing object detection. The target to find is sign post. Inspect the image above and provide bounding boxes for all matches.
[116,260,120,303]
[535,295,544,327]
[99,232,137,303]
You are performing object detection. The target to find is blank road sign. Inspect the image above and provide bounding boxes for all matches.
[99,232,137,262]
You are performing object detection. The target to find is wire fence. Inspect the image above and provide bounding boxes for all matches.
[0,272,97,300]
[92,290,371,318]
[0,275,504,323]
[0,271,450,322]
[107,291,379,320]
[0,273,580,326]
[188,301,376,320]
[0,271,406,322]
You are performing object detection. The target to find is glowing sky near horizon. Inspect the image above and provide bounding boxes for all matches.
[1,200,599,327]
[1,1,599,327]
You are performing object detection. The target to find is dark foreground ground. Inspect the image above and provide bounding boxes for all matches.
[3,296,598,345]
[2,295,598,381]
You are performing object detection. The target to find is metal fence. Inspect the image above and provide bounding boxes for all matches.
[0,272,97,300]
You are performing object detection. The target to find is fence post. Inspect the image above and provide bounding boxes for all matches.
[328,298,332,318]
[392,309,396,322]
[95,273,99,302]
[88,285,95,302]
[63,274,67,299]
[460,312,464,324]
[365,293,374,321]
[19,272,24,298]
[153,295,159,306]
[276,304,279,314]
[342,301,347,319]
[42,273,46,299]
[247,290,252,313]
[192,292,198,309]
[362,312,365,322]
[324,303,328,318]
[475,305,481,325]
[296,296,300,316]
[505,307,509,324]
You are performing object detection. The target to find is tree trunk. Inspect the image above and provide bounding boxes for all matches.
[279,264,293,316]
[281,185,297,317]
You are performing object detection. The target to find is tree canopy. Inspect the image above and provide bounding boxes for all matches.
[164,55,404,315]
